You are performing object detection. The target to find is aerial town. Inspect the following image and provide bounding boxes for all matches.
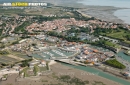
[0,1,130,85]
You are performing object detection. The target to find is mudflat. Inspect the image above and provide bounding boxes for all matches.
[1,63,121,85]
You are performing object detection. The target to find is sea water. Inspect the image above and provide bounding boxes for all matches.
[78,0,130,24]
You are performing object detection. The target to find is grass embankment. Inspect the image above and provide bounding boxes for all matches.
[105,59,126,69]
[19,67,29,77]
[104,41,120,49]
[33,65,39,76]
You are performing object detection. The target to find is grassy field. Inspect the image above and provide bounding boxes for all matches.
[0,6,75,17]
[0,50,20,64]
[0,55,23,64]
[105,41,115,47]
[0,56,20,64]
[0,49,31,65]
[107,31,125,40]
[0,9,25,15]
[105,29,130,44]
[24,7,72,16]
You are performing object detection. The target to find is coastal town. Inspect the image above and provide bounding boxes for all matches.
[0,2,130,85]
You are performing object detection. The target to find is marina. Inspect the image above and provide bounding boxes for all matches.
[30,48,78,60]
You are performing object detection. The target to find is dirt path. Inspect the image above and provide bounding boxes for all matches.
[8,55,24,61]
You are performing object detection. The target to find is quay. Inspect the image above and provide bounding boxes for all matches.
[55,59,78,66]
